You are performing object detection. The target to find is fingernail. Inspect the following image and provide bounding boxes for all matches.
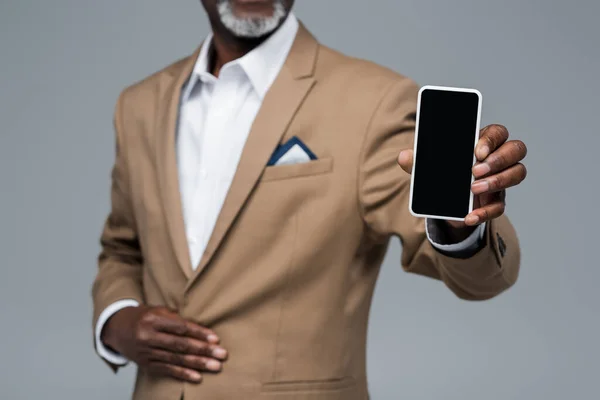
[190,371,202,382]
[471,180,489,194]
[212,347,227,359]
[207,360,222,371]
[477,145,490,160]
[207,334,219,343]
[465,214,480,225]
[472,163,490,177]
[398,150,409,164]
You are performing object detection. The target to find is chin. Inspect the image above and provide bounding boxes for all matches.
[218,0,287,38]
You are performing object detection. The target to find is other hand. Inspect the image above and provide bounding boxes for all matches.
[101,306,228,383]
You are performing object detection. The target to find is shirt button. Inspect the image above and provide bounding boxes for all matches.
[201,169,208,179]
[189,237,197,244]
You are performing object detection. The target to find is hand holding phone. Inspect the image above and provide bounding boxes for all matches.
[398,85,528,227]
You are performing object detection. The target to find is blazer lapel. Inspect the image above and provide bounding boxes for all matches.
[185,23,319,291]
[155,46,202,279]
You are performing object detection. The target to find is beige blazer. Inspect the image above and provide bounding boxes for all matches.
[92,22,520,400]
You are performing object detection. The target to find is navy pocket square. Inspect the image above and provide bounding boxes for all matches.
[267,136,317,166]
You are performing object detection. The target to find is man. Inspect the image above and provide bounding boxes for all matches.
[92,0,528,399]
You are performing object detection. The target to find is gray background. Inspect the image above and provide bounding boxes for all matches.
[1,0,598,399]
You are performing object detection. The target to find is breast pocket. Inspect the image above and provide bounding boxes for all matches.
[260,157,334,182]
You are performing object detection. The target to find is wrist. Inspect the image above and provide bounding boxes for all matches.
[100,306,133,353]
[100,315,119,352]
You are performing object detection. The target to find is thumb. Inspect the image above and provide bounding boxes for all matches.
[397,149,413,174]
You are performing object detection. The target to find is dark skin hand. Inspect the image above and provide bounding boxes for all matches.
[398,124,528,241]
[101,306,228,383]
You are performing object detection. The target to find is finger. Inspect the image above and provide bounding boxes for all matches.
[397,149,413,174]
[472,140,527,178]
[153,315,220,344]
[149,349,222,372]
[475,124,509,161]
[147,362,202,383]
[145,332,228,360]
[465,199,505,226]
[471,163,527,195]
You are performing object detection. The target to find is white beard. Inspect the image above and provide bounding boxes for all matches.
[217,0,287,38]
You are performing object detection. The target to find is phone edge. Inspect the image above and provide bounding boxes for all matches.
[408,85,483,221]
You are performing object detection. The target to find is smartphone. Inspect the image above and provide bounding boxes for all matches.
[409,85,482,221]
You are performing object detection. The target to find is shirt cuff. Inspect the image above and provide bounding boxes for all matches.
[95,299,140,366]
[426,219,486,253]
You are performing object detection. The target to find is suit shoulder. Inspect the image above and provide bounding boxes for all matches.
[116,53,194,111]
[316,45,420,96]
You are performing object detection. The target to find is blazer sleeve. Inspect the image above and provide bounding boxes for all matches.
[357,77,520,300]
[91,90,145,370]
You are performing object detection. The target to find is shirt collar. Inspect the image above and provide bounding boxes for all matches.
[182,13,299,102]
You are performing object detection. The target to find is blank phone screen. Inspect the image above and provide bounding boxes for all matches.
[411,88,480,219]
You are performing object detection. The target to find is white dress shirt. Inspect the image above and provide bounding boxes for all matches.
[95,13,485,365]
